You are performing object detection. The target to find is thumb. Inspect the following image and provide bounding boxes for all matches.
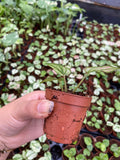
[11,99,54,121]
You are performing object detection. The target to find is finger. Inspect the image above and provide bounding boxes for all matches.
[18,91,46,102]
[11,99,54,121]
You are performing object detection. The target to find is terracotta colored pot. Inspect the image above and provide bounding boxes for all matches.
[44,89,91,144]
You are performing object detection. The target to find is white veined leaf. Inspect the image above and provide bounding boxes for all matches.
[39,134,47,143]
[0,53,5,62]
[44,151,52,160]
[12,153,23,160]
[28,76,36,84]
[30,140,42,153]
[113,124,120,132]
[12,69,18,75]
[91,96,98,103]
[85,65,117,74]
[33,82,39,89]
[10,62,17,68]
[38,151,52,160]
[27,87,34,93]
[36,51,42,56]
[45,63,70,76]
[25,54,33,60]
[14,76,20,82]
[7,74,14,81]
[33,60,40,65]
[1,93,8,101]
[27,66,34,73]
[39,83,45,90]
[117,60,120,66]
[116,111,120,116]
[2,32,19,46]
[25,149,37,159]
[94,88,101,96]
[4,47,11,54]
[67,79,75,84]
[35,70,41,75]
[20,74,26,81]
[106,121,113,127]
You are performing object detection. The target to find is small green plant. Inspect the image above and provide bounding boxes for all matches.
[92,153,109,160]
[76,153,87,160]
[110,143,120,157]
[63,147,76,160]
[43,63,117,93]
[84,136,93,153]
[95,139,109,152]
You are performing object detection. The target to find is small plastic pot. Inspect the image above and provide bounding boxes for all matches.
[99,120,112,135]
[109,156,120,160]
[79,133,95,149]
[77,148,94,159]
[94,136,109,153]
[62,145,77,160]
[44,89,91,144]
[109,138,120,155]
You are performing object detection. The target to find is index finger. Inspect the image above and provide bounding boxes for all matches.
[20,91,46,101]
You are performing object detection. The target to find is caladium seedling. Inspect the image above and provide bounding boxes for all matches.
[43,63,118,93]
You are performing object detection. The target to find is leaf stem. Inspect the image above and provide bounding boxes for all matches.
[64,75,67,92]
[73,73,89,93]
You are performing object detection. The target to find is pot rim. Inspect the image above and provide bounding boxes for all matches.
[46,89,91,108]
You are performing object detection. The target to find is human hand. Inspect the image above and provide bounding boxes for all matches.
[0,91,54,151]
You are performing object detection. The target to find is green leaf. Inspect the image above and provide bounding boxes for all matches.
[76,154,86,160]
[115,99,120,111]
[113,124,120,132]
[83,148,90,156]
[63,148,76,158]
[28,76,36,84]
[25,149,37,159]
[85,65,118,74]
[45,63,70,77]
[30,140,42,153]
[19,2,33,15]
[42,77,57,83]
[42,144,49,151]
[84,137,92,146]
[101,143,106,152]
[13,154,23,160]
[39,134,47,143]
[2,32,19,46]
[110,144,118,152]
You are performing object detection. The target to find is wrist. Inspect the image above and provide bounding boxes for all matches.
[0,140,12,160]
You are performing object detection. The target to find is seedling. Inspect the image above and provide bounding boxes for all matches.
[43,63,117,93]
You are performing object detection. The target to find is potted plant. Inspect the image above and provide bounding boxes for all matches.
[109,139,120,158]
[79,133,94,150]
[77,148,93,160]
[92,152,109,160]
[43,63,117,144]
[76,153,87,160]
[94,136,110,153]
[62,145,77,160]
